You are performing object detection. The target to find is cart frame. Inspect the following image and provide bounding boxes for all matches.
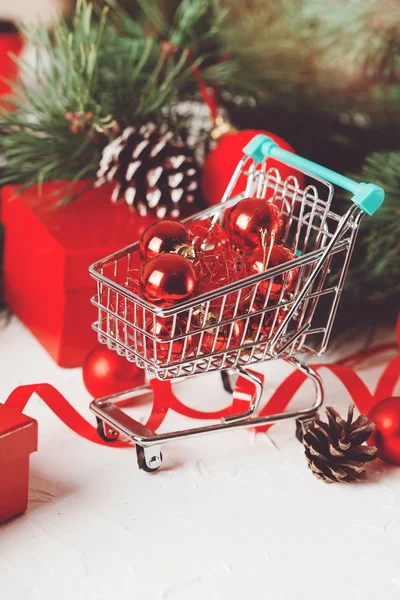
[88,135,384,471]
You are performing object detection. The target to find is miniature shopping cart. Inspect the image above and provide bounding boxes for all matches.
[89,134,384,472]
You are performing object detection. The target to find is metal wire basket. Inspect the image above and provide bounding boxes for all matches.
[89,134,384,472]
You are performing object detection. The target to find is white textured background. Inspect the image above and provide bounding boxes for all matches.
[0,317,399,599]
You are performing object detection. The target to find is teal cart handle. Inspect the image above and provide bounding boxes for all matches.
[243,134,384,216]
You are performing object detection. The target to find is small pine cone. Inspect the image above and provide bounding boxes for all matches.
[95,123,203,218]
[303,404,377,483]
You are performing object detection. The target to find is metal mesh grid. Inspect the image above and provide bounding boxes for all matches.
[90,155,360,380]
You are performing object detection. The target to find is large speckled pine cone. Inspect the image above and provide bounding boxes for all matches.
[302,404,377,483]
[95,122,203,218]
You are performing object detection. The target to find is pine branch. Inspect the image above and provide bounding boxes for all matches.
[112,0,255,98]
[221,0,400,119]
[0,1,109,188]
[0,1,210,189]
[220,0,308,94]
[304,0,400,94]
[347,151,400,299]
[312,149,400,338]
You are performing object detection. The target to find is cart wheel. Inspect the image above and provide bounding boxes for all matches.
[295,412,319,443]
[221,370,235,394]
[96,417,120,443]
[136,445,163,473]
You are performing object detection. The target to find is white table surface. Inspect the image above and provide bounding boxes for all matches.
[0,317,399,600]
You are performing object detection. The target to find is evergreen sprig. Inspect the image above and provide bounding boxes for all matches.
[347,151,400,302]
[305,1,400,94]
[111,0,246,95]
[0,0,230,189]
[221,0,400,118]
[0,1,109,188]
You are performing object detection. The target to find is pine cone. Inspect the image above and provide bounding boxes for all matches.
[302,404,377,483]
[96,123,203,218]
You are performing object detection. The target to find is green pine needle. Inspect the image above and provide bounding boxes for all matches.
[0,0,223,189]
[346,151,400,301]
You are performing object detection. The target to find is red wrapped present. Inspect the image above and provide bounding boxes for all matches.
[0,22,23,99]
[1,180,155,367]
[0,403,38,523]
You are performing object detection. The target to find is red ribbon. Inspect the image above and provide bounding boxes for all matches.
[3,372,262,446]
[5,384,129,448]
[4,314,399,444]
[159,41,219,122]
[191,66,219,122]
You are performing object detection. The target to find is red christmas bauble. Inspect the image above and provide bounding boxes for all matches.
[249,244,298,302]
[200,318,244,354]
[83,345,145,398]
[140,253,197,306]
[139,220,191,262]
[109,268,141,340]
[225,198,283,253]
[368,397,400,465]
[202,130,303,207]
[194,247,247,311]
[187,218,229,252]
[140,316,194,363]
[249,308,285,342]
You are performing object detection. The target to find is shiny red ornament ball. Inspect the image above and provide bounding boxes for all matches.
[249,244,298,302]
[108,268,141,340]
[83,345,145,398]
[225,198,283,253]
[202,129,303,207]
[368,397,400,465]
[139,220,191,262]
[194,247,247,311]
[140,316,194,363]
[140,253,197,306]
[249,308,285,342]
[187,218,229,252]
[200,318,245,354]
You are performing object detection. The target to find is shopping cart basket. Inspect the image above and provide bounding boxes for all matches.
[89,134,384,472]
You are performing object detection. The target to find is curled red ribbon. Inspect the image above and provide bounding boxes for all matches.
[3,315,399,443]
[4,324,399,446]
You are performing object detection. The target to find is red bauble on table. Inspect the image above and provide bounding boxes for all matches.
[368,397,400,465]
[249,244,299,302]
[202,129,303,207]
[225,198,283,253]
[140,316,194,363]
[83,345,145,398]
[139,220,192,262]
[140,253,197,306]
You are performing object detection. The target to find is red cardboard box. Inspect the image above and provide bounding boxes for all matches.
[0,27,23,98]
[0,403,38,524]
[2,180,155,367]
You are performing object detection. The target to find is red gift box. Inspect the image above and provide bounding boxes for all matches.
[0,26,23,98]
[2,180,155,367]
[0,403,38,524]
